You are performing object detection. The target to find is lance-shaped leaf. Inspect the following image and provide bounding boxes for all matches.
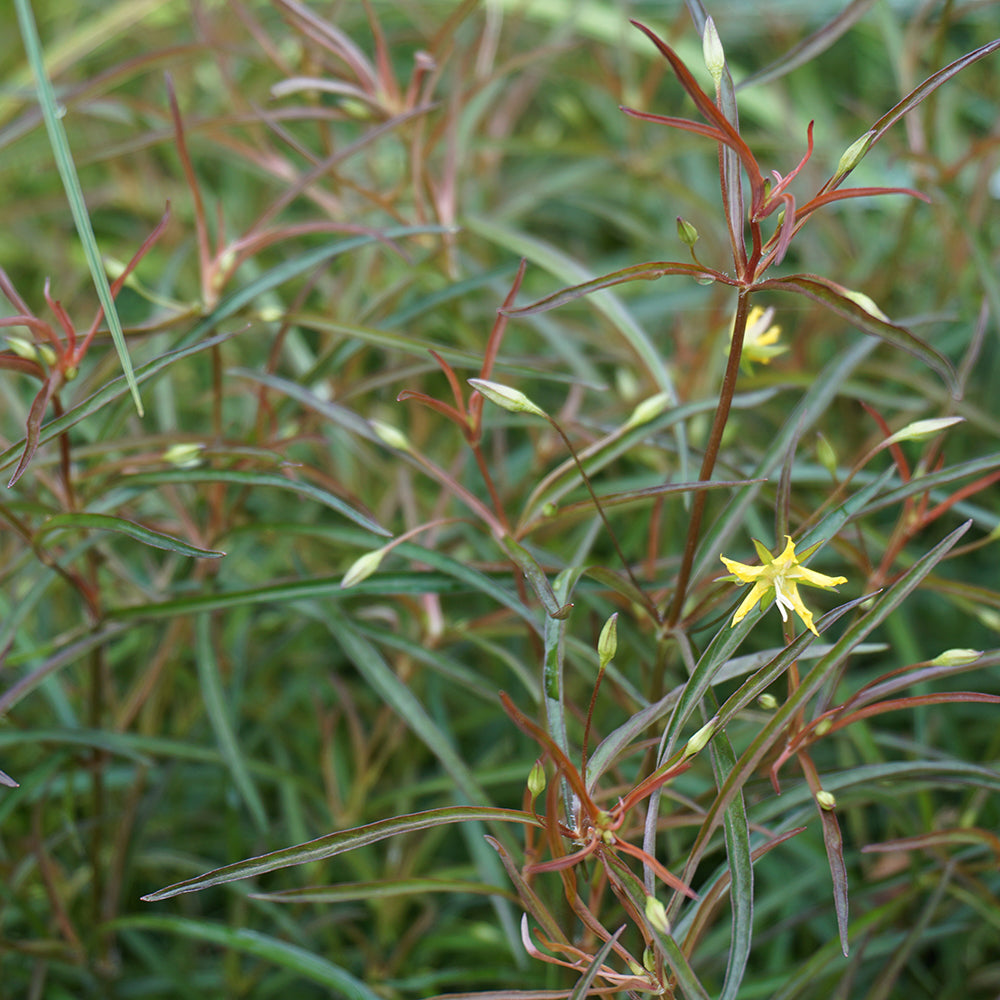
[754,273,957,392]
[141,806,539,901]
[505,260,731,317]
[35,513,225,558]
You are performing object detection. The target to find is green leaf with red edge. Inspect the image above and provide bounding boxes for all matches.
[248,877,517,905]
[754,273,957,392]
[817,805,850,956]
[842,653,990,714]
[628,19,763,193]
[505,261,730,317]
[8,376,59,487]
[822,691,1000,735]
[34,513,225,558]
[737,0,879,91]
[499,691,594,812]
[862,826,1000,864]
[396,388,471,436]
[140,806,539,901]
[865,39,1000,155]
[486,835,571,947]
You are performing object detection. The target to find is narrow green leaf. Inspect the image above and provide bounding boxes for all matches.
[35,512,225,558]
[501,535,569,619]
[709,722,754,1000]
[121,468,387,537]
[737,0,879,91]
[569,926,626,1000]
[195,614,268,832]
[141,806,538,901]
[106,574,463,622]
[108,916,383,999]
[250,877,515,904]
[13,0,142,414]
[817,805,850,956]
[755,274,957,392]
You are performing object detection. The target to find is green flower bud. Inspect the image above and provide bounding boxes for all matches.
[813,717,833,737]
[677,216,699,247]
[816,789,837,811]
[683,716,717,758]
[884,416,964,447]
[467,378,546,418]
[625,392,672,430]
[7,336,56,366]
[598,613,618,668]
[929,648,982,667]
[834,131,874,181]
[702,16,725,88]
[163,442,205,468]
[527,759,546,800]
[341,547,387,588]
[644,895,670,934]
[758,693,778,710]
[815,433,837,476]
[371,420,411,452]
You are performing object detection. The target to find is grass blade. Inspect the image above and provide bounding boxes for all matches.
[141,805,538,901]
[13,0,142,414]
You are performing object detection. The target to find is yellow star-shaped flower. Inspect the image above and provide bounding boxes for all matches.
[720,536,847,636]
[727,304,787,374]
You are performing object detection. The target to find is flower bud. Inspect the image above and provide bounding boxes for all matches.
[816,789,837,811]
[163,442,205,468]
[598,613,618,668]
[341,547,387,588]
[883,416,964,447]
[815,433,837,476]
[833,131,874,181]
[644,895,670,934]
[7,336,57,367]
[683,716,717,758]
[625,392,671,430]
[676,216,699,247]
[758,693,778,710]
[467,378,546,418]
[702,17,725,88]
[929,648,982,667]
[371,420,411,452]
[527,759,546,800]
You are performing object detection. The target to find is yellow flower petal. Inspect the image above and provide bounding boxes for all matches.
[720,535,847,634]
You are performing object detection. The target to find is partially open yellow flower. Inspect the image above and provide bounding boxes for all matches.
[720,535,847,635]
[728,304,786,374]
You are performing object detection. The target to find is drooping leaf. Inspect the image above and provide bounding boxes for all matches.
[142,805,539,901]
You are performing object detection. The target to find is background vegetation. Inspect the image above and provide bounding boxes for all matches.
[0,1,998,997]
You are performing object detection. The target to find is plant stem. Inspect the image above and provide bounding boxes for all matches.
[667,290,752,626]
